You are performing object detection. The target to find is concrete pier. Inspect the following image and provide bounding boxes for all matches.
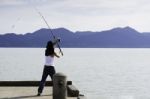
[0,81,85,99]
[0,72,86,99]
[0,86,77,99]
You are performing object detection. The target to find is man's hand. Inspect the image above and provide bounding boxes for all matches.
[52,37,60,45]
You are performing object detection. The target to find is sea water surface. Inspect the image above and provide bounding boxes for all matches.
[1,48,150,99]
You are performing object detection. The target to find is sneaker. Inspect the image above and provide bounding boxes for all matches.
[37,93,41,96]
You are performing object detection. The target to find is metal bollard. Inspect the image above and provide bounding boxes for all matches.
[53,73,67,99]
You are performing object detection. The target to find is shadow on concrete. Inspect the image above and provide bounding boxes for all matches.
[0,94,52,99]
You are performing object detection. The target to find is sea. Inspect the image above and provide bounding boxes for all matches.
[1,48,150,99]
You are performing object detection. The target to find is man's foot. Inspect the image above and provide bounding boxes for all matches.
[37,93,41,96]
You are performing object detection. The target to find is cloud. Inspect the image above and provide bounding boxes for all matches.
[0,0,51,7]
[1,0,150,34]
[41,0,146,16]
[0,0,25,6]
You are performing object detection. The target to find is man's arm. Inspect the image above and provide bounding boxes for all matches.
[54,52,60,58]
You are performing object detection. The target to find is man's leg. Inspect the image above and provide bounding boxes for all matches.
[49,66,56,80]
[38,67,48,95]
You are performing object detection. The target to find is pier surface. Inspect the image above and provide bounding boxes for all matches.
[0,86,76,99]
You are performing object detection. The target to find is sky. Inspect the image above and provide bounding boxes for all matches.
[1,0,150,34]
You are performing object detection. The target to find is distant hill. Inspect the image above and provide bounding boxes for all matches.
[1,26,150,48]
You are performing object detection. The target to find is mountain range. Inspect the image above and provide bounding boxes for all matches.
[1,26,150,48]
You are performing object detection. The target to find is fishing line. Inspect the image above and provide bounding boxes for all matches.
[11,18,21,32]
[28,2,63,56]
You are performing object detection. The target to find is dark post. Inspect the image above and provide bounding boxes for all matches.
[53,73,67,99]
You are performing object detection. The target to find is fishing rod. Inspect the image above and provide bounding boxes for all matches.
[34,8,63,56]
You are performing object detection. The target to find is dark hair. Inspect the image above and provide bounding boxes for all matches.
[45,41,54,56]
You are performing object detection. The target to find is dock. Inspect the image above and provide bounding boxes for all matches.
[0,81,85,99]
[0,86,77,99]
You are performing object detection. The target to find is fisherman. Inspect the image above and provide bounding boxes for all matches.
[37,38,60,96]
